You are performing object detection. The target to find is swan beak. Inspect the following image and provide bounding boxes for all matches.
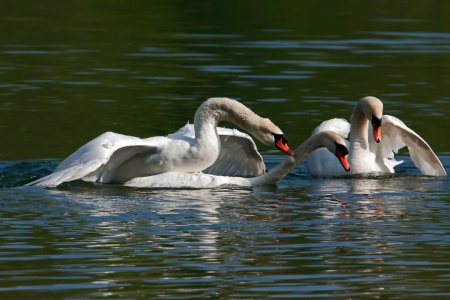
[372,123,381,143]
[372,115,382,143]
[336,149,351,172]
[276,138,294,156]
[274,133,294,156]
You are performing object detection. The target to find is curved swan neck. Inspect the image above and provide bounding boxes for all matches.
[349,100,369,151]
[193,98,264,138]
[248,133,326,186]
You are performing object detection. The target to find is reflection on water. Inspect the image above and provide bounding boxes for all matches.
[2,0,450,298]
[307,174,438,195]
[0,164,449,298]
[3,157,450,298]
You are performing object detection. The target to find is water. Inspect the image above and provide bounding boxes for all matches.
[2,0,450,298]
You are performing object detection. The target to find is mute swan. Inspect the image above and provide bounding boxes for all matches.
[306,96,446,177]
[28,97,293,188]
[124,131,350,188]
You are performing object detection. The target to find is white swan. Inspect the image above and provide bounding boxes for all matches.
[124,131,350,188]
[306,96,446,177]
[28,97,293,188]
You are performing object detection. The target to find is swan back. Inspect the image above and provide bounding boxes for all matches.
[312,118,351,139]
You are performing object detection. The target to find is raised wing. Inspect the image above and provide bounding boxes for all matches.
[27,132,164,187]
[369,115,446,176]
[204,133,265,176]
[170,124,265,176]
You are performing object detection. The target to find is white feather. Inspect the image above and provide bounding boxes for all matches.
[27,132,166,187]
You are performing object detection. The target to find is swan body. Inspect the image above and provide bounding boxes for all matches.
[28,98,292,188]
[169,124,265,177]
[306,96,446,177]
[125,131,350,188]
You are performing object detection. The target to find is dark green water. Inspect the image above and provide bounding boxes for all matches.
[1,1,450,299]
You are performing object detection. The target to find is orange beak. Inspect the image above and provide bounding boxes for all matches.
[336,149,350,171]
[372,122,381,143]
[276,138,293,156]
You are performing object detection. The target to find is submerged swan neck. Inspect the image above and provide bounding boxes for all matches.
[249,133,326,186]
[193,98,264,138]
[349,100,369,151]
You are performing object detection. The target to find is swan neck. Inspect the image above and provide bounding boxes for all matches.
[349,101,369,152]
[193,98,263,138]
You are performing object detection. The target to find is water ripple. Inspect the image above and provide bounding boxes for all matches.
[240,74,311,80]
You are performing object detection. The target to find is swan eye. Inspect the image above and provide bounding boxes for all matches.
[272,133,293,156]
[335,141,350,171]
[272,133,288,145]
[371,115,382,143]
[372,114,382,128]
[335,142,349,156]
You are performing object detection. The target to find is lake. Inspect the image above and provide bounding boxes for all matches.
[1,0,450,298]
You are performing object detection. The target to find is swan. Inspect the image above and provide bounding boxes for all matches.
[306,96,446,177]
[124,131,350,188]
[28,97,293,188]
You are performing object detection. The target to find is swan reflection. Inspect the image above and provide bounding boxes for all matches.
[40,183,267,265]
[307,174,444,195]
[45,182,257,217]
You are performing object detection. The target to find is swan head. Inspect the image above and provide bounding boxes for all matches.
[360,96,383,143]
[255,118,293,156]
[320,131,351,172]
[334,140,351,171]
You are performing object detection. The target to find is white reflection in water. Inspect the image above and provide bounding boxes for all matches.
[308,175,443,196]
[303,173,449,224]
[45,185,261,261]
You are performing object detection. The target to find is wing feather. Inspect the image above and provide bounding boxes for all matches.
[27,132,164,187]
[369,115,446,176]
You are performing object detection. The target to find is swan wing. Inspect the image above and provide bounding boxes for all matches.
[167,123,196,142]
[369,115,446,176]
[27,132,166,187]
[170,124,265,177]
[204,129,265,177]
